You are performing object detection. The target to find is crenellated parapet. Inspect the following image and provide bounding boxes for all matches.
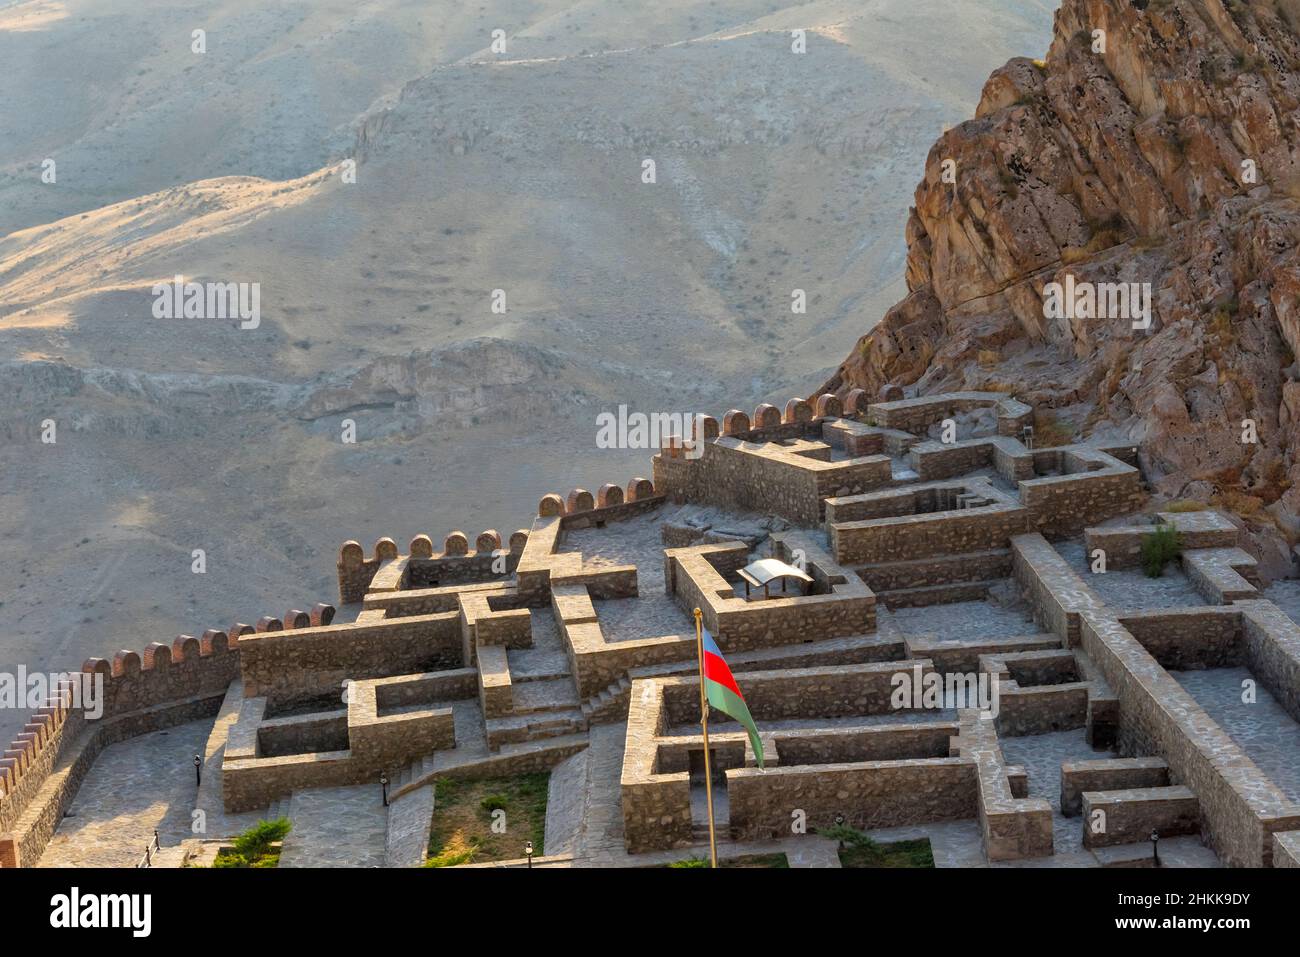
[654,394,897,523]
[0,600,326,867]
[534,476,663,530]
[338,530,529,603]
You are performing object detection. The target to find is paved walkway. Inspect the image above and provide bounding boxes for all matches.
[38,718,215,867]
[1174,666,1300,803]
[278,784,388,868]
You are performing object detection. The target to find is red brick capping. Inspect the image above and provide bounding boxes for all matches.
[228,623,255,644]
[284,609,311,629]
[374,537,399,562]
[627,477,655,501]
[509,530,530,553]
[476,530,502,553]
[310,604,335,627]
[567,489,595,513]
[693,415,720,441]
[255,616,284,633]
[814,393,842,417]
[539,493,566,517]
[172,634,201,661]
[597,483,624,507]
[339,540,365,567]
[723,409,750,435]
[843,388,868,416]
[444,531,469,555]
[879,383,905,402]
[752,403,781,429]
[141,643,171,670]
[409,534,434,558]
[199,630,229,655]
[111,651,141,677]
[783,397,813,424]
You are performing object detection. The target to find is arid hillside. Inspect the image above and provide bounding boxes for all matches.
[822,0,1300,573]
[0,0,1055,745]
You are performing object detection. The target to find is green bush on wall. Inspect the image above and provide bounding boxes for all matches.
[1141,524,1181,578]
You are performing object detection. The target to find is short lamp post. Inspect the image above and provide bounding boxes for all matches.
[1151,829,1160,866]
[380,773,389,807]
[193,754,202,787]
[525,840,534,869]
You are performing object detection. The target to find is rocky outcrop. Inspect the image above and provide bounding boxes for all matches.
[821,0,1300,570]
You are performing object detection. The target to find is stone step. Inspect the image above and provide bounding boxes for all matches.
[1081,785,1198,849]
[580,676,632,720]
[485,709,587,749]
[508,678,580,715]
[265,797,289,822]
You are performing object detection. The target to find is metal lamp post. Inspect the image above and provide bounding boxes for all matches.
[380,773,389,807]
[525,840,534,868]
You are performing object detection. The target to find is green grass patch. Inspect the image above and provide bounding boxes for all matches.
[211,816,290,868]
[820,824,935,868]
[425,773,549,867]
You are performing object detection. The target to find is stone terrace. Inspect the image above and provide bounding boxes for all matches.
[4,390,1296,870]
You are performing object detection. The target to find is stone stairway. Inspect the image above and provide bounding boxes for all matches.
[394,755,435,791]
[265,796,291,822]
[581,676,632,723]
[486,676,588,748]
[852,546,1021,609]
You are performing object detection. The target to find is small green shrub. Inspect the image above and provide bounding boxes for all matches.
[479,794,508,813]
[212,816,290,868]
[1141,524,1181,578]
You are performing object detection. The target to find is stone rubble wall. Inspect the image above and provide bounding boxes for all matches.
[238,612,463,710]
[221,671,457,812]
[1083,510,1240,571]
[1012,532,1300,866]
[955,709,1054,861]
[0,616,266,866]
[727,758,977,842]
[864,392,1033,437]
[1060,757,1169,817]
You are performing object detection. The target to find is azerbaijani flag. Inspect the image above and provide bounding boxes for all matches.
[701,626,764,768]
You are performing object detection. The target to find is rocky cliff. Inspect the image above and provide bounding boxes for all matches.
[820,0,1300,572]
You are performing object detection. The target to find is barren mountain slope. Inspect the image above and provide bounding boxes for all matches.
[821,0,1300,572]
[0,0,1054,746]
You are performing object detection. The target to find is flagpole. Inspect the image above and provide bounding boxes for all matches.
[694,607,718,868]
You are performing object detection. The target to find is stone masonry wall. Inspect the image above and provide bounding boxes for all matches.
[238,613,463,710]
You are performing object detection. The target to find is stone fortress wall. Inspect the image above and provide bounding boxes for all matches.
[7,388,1300,868]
